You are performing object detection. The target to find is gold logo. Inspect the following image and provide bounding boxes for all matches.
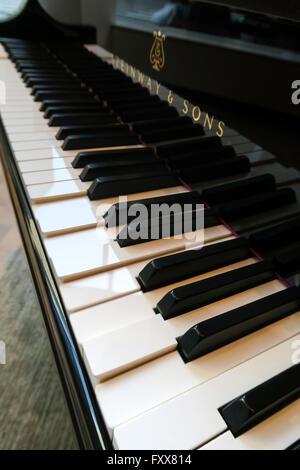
[150,31,166,72]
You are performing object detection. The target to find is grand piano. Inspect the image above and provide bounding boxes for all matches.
[0,0,300,450]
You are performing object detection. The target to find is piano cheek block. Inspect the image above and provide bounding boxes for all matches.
[87,173,180,200]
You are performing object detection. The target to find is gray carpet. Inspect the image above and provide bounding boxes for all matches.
[0,248,78,450]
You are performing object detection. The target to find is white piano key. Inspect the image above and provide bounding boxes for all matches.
[1,104,41,112]
[83,315,177,382]
[9,131,58,142]
[2,110,45,119]
[113,333,300,450]
[34,197,98,236]
[5,124,59,134]
[11,138,145,152]
[61,237,236,313]
[18,156,74,173]
[14,144,143,162]
[95,307,300,436]
[45,224,230,281]
[2,117,47,127]
[61,262,143,313]
[80,276,279,379]
[33,186,187,235]
[12,139,62,151]
[23,167,79,185]
[27,179,88,203]
[202,399,300,450]
[15,147,79,161]
[0,44,8,58]
[72,257,258,342]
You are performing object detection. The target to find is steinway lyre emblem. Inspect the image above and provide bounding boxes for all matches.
[150,31,166,72]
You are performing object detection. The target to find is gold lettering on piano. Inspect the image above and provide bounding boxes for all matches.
[217,121,225,138]
[204,114,214,130]
[130,66,136,80]
[111,54,226,137]
[182,100,189,115]
[168,90,174,104]
[146,77,152,92]
[150,31,166,72]
[192,106,201,122]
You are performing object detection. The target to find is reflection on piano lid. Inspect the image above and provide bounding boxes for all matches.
[0,0,96,41]
[112,0,300,118]
[0,0,300,452]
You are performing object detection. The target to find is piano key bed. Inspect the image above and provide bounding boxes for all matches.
[0,39,300,450]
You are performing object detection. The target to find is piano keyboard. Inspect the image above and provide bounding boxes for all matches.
[1,38,300,451]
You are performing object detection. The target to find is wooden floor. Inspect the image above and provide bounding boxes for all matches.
[0,162,21,275]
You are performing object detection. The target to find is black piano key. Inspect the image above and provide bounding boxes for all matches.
[99,88,150,101]
[92,81,143,92]
[156,260,275,319]
[219,362,300,437]
[156,136,222,159]
[25,77,78,86]
[95,86,147,99]
[16,58,58,66]
[72,147,154,169]
[180,156,250,183]
[48,113,116,127]
[86,77,132,88]
[112,98,165,113]
[112,96,161,112]
[249,217,300,254]
[117,207,219,248]
[62,132,140,150]
[274,247,300,277]
[120,106,178,122]
[31,83,82,95]
[34,90,91,102]
[56,123,129,140]
[130,116,193,134]
[104,191,203,227]
[88,171,180,200]
[138,237,252,292]
[141,124,205,144]
[202,174,276,206]
[25,74,71,86]
[17,62,59,72]
[107,94,162,108]
[286,439,300,450]
[40,97,97,112]
[80,160,166,182]
[44,103,105,119]
[178,287,300,362]
[168,146,236,169]
[24,71,70,80]
[218,188,296,221]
